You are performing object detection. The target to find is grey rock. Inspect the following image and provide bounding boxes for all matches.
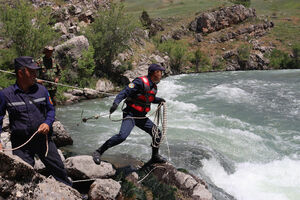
[64,155,116,180]
[89,178,121,200]
[52,121,73,147]
[96,78,115,92]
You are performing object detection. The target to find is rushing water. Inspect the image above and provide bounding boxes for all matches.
[57,70,300,200]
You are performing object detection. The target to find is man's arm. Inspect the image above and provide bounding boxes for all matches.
[38,90,55,135]
[113,78,142,105]
[0,91,7,150]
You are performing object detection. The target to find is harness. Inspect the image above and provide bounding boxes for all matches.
[126,76,157,113]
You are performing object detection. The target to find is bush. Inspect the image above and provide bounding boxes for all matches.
[77,46,96,87]
[289,44,300,68]
[85,3,136,76]
[269,49,291,69]
[156,40,188,73]
[230,0,251,7]
[237,44,251,62]
[192,49,211,72]
[0,0,57,62]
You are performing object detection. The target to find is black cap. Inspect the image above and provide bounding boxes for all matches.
[148,64,165,74]
[14,56,40,70]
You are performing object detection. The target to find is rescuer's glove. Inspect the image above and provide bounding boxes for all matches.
[109,103,118,114]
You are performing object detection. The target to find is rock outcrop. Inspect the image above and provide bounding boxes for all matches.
[189,5,256,33]
[0,152,81,200]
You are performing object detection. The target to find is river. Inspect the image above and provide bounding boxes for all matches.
[57,70,300,200]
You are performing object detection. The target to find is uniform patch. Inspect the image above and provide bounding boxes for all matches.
[128,83,135,88]
[48,92,53,105]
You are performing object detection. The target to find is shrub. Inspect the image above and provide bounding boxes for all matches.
[230,0,251,7]
[156,40,188,73]
[269,49,291,69]
[85,3,136,76]
[289,44,300,68]
[0,0,57,61]
[237,44,251,62]
[192,49,211,72]
[77,46,96,87]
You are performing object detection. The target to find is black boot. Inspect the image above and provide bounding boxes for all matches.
[151,147,167,163]
[92,146,106,165]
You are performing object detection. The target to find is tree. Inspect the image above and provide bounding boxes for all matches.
[85,3,136,77]
[0,0,57,64]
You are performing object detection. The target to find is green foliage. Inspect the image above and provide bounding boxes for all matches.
[77,46,96,87]
[0,73,15,89]
[269,45,300,69]
[85,3,136,76]
[114,171,146,199]
[269,49,291,69]
[192,49,211,72]
[290,44,300,68]
[237,44,251,62]
[140,172,176,200]
[0,0,57,62]
[230,0,251,7]
[156,40,188,73]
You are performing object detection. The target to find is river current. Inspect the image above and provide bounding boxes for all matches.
[57,70,300,200]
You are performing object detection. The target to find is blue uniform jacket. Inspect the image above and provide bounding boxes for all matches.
[113,75,164,113]
[0,83,55,138]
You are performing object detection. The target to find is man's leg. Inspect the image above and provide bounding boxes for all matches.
[38,139,72,186]
[93,112,135,164]
[135,117,166,163]
[11,137,36,167]
[13,148,35,167]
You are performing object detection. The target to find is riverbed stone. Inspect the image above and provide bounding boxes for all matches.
[88,178,121,200]
[64,155,116,180]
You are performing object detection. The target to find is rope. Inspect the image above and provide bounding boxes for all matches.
[82,102,170,160]
[137,165,166,184]
[1,130,49,157]
[0,69,115,96]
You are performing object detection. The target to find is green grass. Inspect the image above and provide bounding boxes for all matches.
[123,0,229,18]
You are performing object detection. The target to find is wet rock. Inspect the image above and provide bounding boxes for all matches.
[52,121,73,147]
[88,178,121,200]
[64,155,116,180]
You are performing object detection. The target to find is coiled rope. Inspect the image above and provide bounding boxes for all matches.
[1,130,49,157]
[82,102,170,159]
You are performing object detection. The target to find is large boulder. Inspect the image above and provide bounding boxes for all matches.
[0,152,81,199]
[52,121,73,147]
[96,78,115,93]
[88,178,121,200]
[189,5,256,33]
[64,155,116,180]
[54,35,89,68]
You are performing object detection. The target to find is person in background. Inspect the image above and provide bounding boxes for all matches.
[0,56,72,186]
[38,46,61,106]
[92,63,167,165]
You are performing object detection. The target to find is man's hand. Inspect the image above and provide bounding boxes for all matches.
[0,143,2,151]
[157,98,166,104]
[109,103,118,114]
[37,79,44,84]
[38,123,50,135]
[54,77,59,83]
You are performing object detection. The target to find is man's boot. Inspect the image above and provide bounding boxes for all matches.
[92,146,105,165]
[151,147,167,163]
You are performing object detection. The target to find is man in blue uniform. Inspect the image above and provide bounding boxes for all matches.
[92,63,167,165]
[0,56,72,186]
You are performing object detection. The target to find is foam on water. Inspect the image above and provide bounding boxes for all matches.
[205,84,256,104]
[202,157,300,200]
